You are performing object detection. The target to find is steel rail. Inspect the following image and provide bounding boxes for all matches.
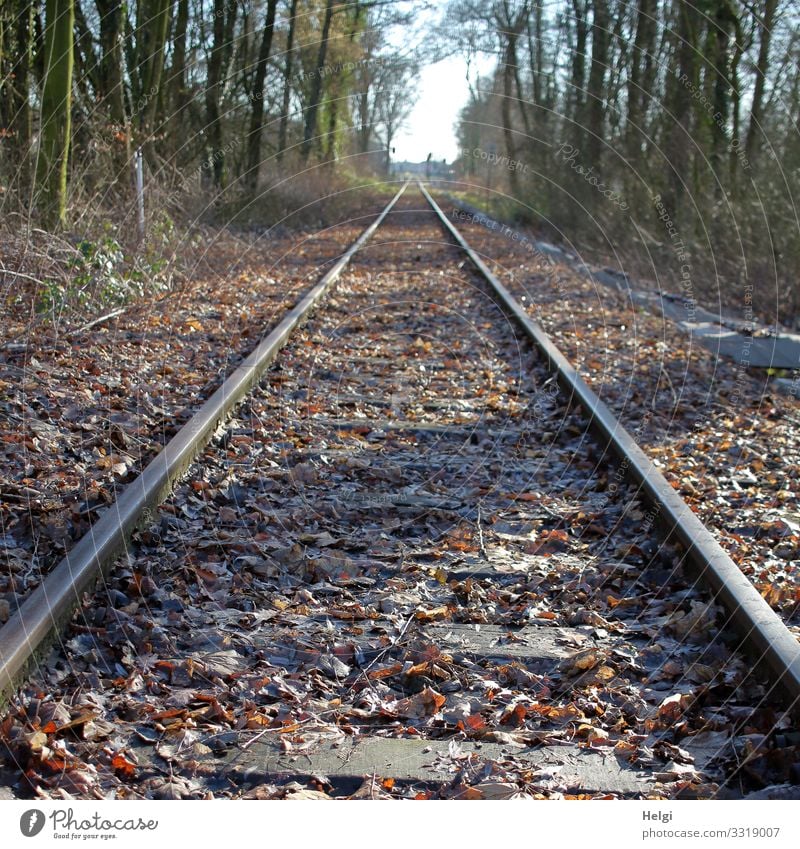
[419,180,800,706]
[0,182,408,704]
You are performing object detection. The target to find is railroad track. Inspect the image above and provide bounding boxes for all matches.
[0,184,798,800]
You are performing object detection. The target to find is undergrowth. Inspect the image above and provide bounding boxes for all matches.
[1,158,387,340]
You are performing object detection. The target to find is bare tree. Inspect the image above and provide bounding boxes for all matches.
[374,58,419,173]
[36,0,75,227]
[301,0,335,161]
[246,0,279,190]
[746,0,780,164]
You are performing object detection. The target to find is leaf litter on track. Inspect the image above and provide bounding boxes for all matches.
[0,193,796,800]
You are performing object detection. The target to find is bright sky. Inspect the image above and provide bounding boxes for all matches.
[393,56,471,163]
[392,50,495,164]
[385,0,496,166]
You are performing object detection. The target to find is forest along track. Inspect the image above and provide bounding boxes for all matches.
[0,186,798,800]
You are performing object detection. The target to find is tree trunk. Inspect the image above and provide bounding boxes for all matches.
[96,0,127,128]
[708,1,737,195]
[0,8,11,138]
[205,0,237,187]
[384,124,394,175]
[277,0,299,161]
[626,0,656,164]
[357,88,371,154]
[246,0,278,190]
[324,89,339,162]
[729,13,745,187]
[662,0,702,220]
[205,0,225,185]
[497,2,528,196]
[301,0,335,162]
[745,0,778,164]
[7,1,35,182]
[569,0,589,141]
[74,0,100,95]
[510,4,531,139]
[501,33,520,196]
[585,0,609,163]
[36,0,74,228]
[136,0,171,138]
[528,1,544,110]
[169,0,190,134]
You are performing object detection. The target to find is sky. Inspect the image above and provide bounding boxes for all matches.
[385,1,496,166]
[392,56,473,163]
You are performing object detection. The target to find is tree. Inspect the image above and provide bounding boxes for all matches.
[0,1,36,186]
[374,58,419,173]
[205,0,238,187]
[661,0,703,221]
[278,0,300,160]
[626,0,658,167]
[36,0,75,227]
[301,0,336,161]
[135,0,172,139]
[568,0,589,142]
[585,0,610,164]
[495,1,530,196]
[95,0,127,128]
[706,0,739,194]
[527,2,546,120]
[746,0,779,165]
[168,0,191,137]
[246,0,279,190]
